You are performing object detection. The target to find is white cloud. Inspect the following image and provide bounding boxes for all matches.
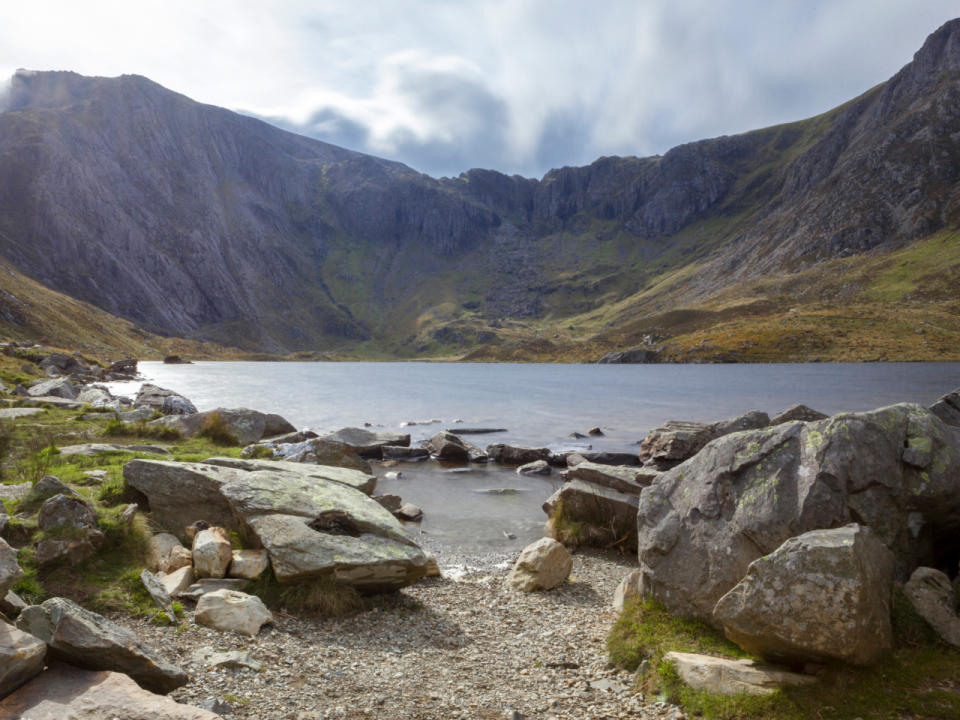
[0,0,956,177]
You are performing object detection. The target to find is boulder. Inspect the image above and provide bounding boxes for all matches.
[714,525,895,666]
[612,570,643,611]
[663,652,816,696]
[117,406,155,423]
[124,460,429,591]
[903,566,960,648]
[0,536,17,586]
[159,566,195,598]
[1,589,28,617]
[517,460,551,476]
[486,444,552,466]
[931,387,960,427]
[0,663,218,719]
[149,408,292,445]
[21,475,80,508]
[0,503,6,536]
[320,427,411,458]
[506,538,572,592]
[423,431,486,462]
[38,353,87,377]
[0,620,46,697]
[107,358,138,378]
[37,494,98,532]
[134,384,198,415]
[76,385,119,408]
[57,443,171,456]
[228,549,269,580]
[191,527,233,579]
[396,503,423,522]
[543,479,639,550]
[27,377,78,400]
[639,410,770,470]
[203,456,376,495]
[381,445,430,461]
[770,404,828,425]
[16,597,188,693]
[565,451,640,467]
[637,404,960,622]
[140,570,177,624]
[148,533,186,573]
[375,494,403,513]
[567,461,655,495]
[265,437,372,472]
[194,589,272,636]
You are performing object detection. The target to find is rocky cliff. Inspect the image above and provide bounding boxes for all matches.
[0,19,958,355]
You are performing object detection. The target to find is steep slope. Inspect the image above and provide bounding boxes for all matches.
[0,19,958,359]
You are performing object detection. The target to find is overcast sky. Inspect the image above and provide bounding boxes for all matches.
[0,1,957,178]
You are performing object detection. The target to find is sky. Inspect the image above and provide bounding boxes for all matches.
[0,1,957,179]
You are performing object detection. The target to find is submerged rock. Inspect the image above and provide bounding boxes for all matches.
[320,427,410,458]
[486,444,551,466]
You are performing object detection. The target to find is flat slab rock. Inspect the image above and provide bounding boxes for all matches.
[203,456,376,495]
[0,662,219,719]
[664,652,815,696]
[58,443,171,456]
[320,427,410,457]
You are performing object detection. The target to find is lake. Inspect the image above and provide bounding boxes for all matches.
[107,361,960,561]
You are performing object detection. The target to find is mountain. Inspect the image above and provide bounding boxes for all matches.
[0,19,959,360]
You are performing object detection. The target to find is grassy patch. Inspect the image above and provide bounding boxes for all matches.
[609,594,960,719]
[249,570,366,618]
[197,411,239,446]
[103,417,183,441]
[547,496,637,551]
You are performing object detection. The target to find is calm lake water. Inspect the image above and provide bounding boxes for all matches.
[108,362,960,560]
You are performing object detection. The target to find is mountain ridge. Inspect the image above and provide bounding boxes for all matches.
[0,19,959,360]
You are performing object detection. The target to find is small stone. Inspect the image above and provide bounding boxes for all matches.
[192,527,233,579]
[195,589,273,636]
[506,538,572,592]
[228,549,269,580]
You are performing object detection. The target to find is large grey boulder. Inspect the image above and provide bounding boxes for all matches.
[0,538,23,598]
[319,427,411,458]
[0,620,46,697]
[543,479,639,550]
[124,460,429,591]
[770,404,828,425]
[714,525,895,666]
[637,404,960,622]
[16,597,188,693]
[203,456,376,495]
[252,437,372,473]
[0,663,218,719]
[903,566,960,648]
[37,494,98,532]
[486,444,551,466]
[567,461,655,495]
[27,377,78,400]
[423,431,487,462]
[150,408,295,445]
[135,384,197,415]
[639,410,770,470]
[76,384,121,408]
[931,387,960,427]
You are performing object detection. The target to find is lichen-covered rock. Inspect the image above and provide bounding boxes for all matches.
[0,620,46,697]
[134,384,197,415]
[195,589,272,636]
[663,652,816,696]
[37,494,98,531]
[638,411,770,470]
[637,403,960,622]
[149,408,294,445]
[714,525,895,666]
[770,404,828,425]
[0,663,218,719]
[203,456,376,495]
[16,597,187,693]
[506,538,572,592]
[904,566,960,648]
[191,528,233,579]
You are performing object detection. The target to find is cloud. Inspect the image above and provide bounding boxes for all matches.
[0,1,957,177]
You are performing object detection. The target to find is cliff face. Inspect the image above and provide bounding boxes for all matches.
[0,19,958,354]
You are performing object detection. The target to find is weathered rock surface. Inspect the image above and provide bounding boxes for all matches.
[35,536,102,567]
[195,589,273,636]
[148,533,186,574]
[0,620,46,697]
[544,479,640,549]
[135,384,198,415]
[565,451,641,467]
[381,445,431,461]
[21,475,80,508]
[204,456,376,495]
[770,404,828,425]
[663,652,816,696]
[191,527,233,579]
[58,442,171,457]
[506,538,572,592]
[931,387,960,427]
[16,597,188,693]
[320,427,410,458]
[228,549,269,580]
[638,411,770,470]
[567,461,655,495]
[260,437,372,473]
[636,404,960,622]
[612,569,643,611]
[76,384,121,408]
[517,459,551,476]
[0,538,21,598]
[159,566,195,597]
[27,377,78,399]
[396,503,423,522]
[176,578,251,601]
[140,570,177,624]
[423,431,487,462]
[487,444,552,466]
[38,494,98,531]
[125,460,429,591]
[0,662,219,719]
[904,566,960,648]
[150,407,295,445]
[714,525,895,666]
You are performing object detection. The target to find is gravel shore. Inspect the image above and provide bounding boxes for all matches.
[119,548,683,720]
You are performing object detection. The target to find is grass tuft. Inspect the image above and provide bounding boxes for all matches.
[250,569,366,618]
[197,411,239,446]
